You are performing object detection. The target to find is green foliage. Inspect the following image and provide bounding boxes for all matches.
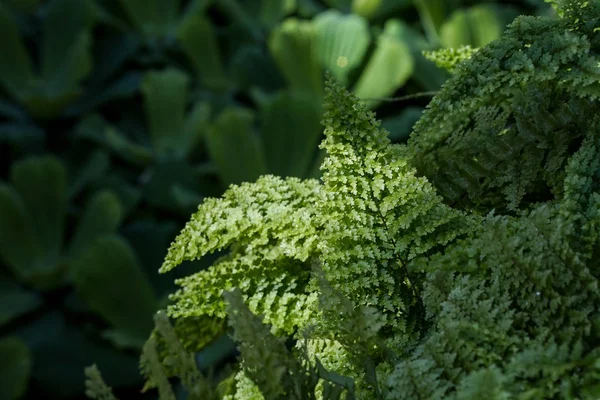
[86,1,600,399]
[0,0,551,398]
[422,45,480,73]
[0,337,31,400]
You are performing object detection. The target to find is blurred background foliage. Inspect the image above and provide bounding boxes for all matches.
[0,0,552,398]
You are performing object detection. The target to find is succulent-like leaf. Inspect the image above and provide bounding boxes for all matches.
[0,4,34,100]
[313,10,370,84]
[0,337,31,400]
[260,0,296,27]
[439,5,503,48]
[67,191,123,260]
[0,156,67,288]
[353,20,414,108]
[388,19,449,91]
[0,275,41,327]
[71,235,158,339]
[119,0,180,37]
[67,150,111,199]
[24,0,95,118]
[413,0,459,44]
[269,18,323,96]
[177,13,228,90]
[141,69,190,159]
[260,90,323,177]
[206,107,268,186]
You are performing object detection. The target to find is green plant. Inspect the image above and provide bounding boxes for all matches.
[0,0,550,398]
[86,1,600,399]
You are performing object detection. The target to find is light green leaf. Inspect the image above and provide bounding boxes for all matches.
[206,107,268,186]
[260,90,322,177]
[260,0,296,27]
[0,275,41,327]
[72,235,158,339]
[440,5,504,48]
[177,13,228,90]
[141,69,189,159]
[141,69,210,160]
[351,0,382,18]
[313,10,371,84]
[269,18,322,96]
[387,19,448,91]
[0,337,31,400]
[413,0,460,44]
[353,20,414,108]
[0,4,34,99]
[67,191,123,260]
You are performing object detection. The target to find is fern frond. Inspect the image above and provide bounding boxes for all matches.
[84,365,119,400]
[422,46,480,73]
[319,75,476,343]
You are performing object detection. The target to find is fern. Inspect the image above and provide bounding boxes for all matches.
[86,1,600,399]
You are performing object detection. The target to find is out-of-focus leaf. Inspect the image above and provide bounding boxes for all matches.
[0,123,45,145]
[321,0,352,12]
[389,19,448,91]
[0,4,34,99]
[178,13,228,90]
[0,97,26,120]
[67,150,111,199]
[313,10,370,84]
[440,4,503,48]
[195,333,237,371]
[141,69,188,158]
[11,156,66,266]
[269,18,322,96]
[260,0,296,27]
[0,337,31,400]
[352,0,381,18]
[353,20,414,108]
[230,45,286,92]
[75,114,153,166]
[0,185,37,282]
[67,191,122,260]
[65,71,142,116]
[0,157,67,289]
[92,174,142,218]
[119,0,180,37]
[142,160,203,214]
[5,0,40,13]
[412,0,460,44]
[260,90,322,177]
[297,0,326,17]
[16,311,141,397]
[381,106,424,142]
[88,33,140,85]
[141,69,211,161]
[41,0,95,89]
[366,0,413,20]
[72,235,158,339]
[0,276,41,327]
[121,219,197,296]
[206,107,268,186]
[102,329,146,350]
[0,0,95,118]
[171,184,204,211]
